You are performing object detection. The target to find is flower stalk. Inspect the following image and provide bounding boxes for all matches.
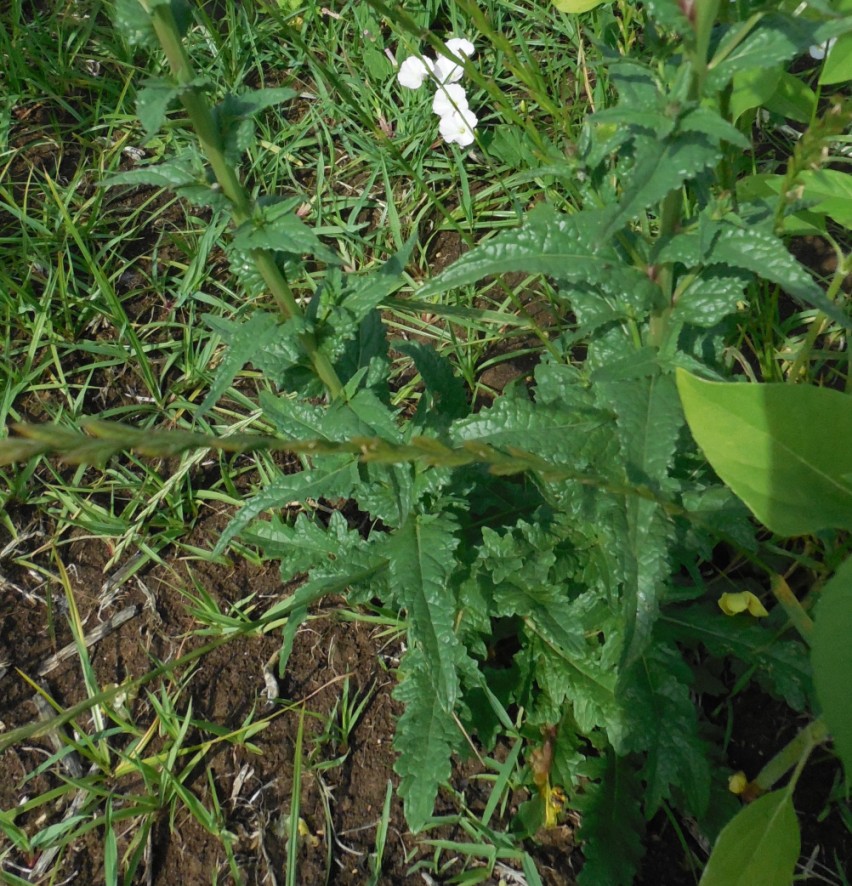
[146,1,343,399]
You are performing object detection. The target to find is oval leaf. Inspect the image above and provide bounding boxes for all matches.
[700,790,800,886]
[676,370,852,536]
[812,556,852,781]
[819,32,852,85]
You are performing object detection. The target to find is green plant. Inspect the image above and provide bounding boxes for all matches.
[3,0,852,883]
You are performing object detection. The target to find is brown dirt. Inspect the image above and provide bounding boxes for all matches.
[0,507,576,885]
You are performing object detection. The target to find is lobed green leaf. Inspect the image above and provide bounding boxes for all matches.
[393,648,463,832]
[383,515,464,711]
[576,752,645,886]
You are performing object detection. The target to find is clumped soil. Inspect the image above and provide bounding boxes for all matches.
[0,510,577,885]
[4,506,851,884]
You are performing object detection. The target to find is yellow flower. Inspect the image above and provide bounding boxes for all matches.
[718,591,769,617]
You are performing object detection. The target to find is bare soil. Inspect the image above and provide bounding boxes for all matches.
[0,509,577,885]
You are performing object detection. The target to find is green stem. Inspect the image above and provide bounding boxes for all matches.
[748,717,827,796]
[691,0,721,98]
[146,2,343,399]
[770,573,814,644]
[648,189,682,347]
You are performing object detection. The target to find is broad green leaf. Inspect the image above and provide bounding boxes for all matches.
[670,218,850,328]
[384,515,463,711]
[534,635,624,748]
[477,524,587,658]
[394,340,469,426]
[393,648,462,831]
[419,205,655,310]
[673,267,750,327]
[243,510,365,577]
[596,372,681,487]
[212,461,359,555]
[232,201,338,263]
[576,752,645,886]
[553,0,606,12]
[762,71,816,124]
[700,790,800,886]
[730,67,781,121]
[797,169,852,230]
[114,0,191,47]
[215,87,298,119]
[260,388,397,443]
[136,77,180,139]
[451,384,611,472]
[642,0,690,32]
[199,312,284,419]
[338,234,415,326]
[708,223,822,307]
[819,31,852,84]
[213,88,298,162]
[812,556,852,780]
[603,132,722,236]
[734,174,825,236]
[621,648,710,817]
[260,391,332,440]
[101,157,198,190]
[803,196,852,230]
[113,0,161,47]
[608,61,663,114]
[660,603,812,711]
[707,14,850,91]
[676,370,852,536]
[597,374,681,665]
[677,107,750,150]
[351,461,414,528]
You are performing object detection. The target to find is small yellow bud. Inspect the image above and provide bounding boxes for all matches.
[728,771,749,795]
[718,591,769,618]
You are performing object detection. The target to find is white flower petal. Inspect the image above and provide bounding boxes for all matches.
[808,37,837,60]
[432,83,469,117]
[438,108,478,147]
[432,55,464,84]
[397,55,433,89]
[444,37,475,59]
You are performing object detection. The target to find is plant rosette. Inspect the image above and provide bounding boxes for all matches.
[397,37,478,147]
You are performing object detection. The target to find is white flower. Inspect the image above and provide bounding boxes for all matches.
[432,55,465,85]
[808,37,837,60]
[432,83,469,117]
[439,108,478,147]
[444,37,476,59]
[397,55,434,89]
[433,38,475,83]
[396,37,478,148]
